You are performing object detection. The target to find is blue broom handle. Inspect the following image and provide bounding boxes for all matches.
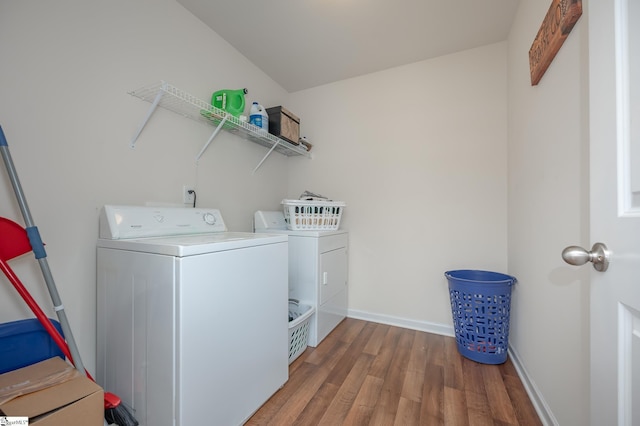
[0,125,86,376]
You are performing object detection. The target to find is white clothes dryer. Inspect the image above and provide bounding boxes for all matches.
[254,210,348,347]
[97,205,288,426]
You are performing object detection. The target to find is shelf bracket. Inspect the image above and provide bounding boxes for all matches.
[195,115,228,162]
[130,83,167,148]
[252,139,281,174]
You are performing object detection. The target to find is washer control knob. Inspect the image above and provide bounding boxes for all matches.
[203,212,217,225]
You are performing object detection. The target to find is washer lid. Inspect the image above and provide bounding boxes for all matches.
[97,231,287,256]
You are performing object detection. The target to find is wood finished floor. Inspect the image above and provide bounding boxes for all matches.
[246,318,542,426]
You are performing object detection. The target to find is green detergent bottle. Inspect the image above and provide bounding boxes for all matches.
[211,88,248,117]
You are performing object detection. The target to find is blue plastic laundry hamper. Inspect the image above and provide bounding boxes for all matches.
[444,270,516,364]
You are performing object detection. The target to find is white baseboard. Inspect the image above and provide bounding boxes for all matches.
[347,308,455,337]
[346,308,556,426]
[507,346,557,426]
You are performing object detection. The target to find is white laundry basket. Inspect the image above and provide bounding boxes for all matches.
[288,301,314,364]
[282,199,345,231]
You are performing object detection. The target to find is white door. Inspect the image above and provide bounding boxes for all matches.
[588,0,640,423]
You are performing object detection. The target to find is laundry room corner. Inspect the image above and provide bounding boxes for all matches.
[286,42,509,333]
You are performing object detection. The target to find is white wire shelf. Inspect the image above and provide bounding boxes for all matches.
[128,81,311,170]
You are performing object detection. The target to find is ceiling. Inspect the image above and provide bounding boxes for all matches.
[177,0,521,93]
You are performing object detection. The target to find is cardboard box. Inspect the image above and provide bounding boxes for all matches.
[0,357,103,425]
[267,106,300,145]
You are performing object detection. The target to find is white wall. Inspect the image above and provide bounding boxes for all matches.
[506,1,590,425]
[287,43,509,331]
[0,0,293,373]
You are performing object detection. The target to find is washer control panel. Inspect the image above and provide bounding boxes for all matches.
[99,205,227,239]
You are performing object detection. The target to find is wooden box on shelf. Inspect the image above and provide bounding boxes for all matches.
[267,106,300,145]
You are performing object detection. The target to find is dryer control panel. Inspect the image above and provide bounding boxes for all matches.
[99,205,227,239]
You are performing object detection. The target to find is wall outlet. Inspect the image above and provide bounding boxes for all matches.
[183,186,195,204]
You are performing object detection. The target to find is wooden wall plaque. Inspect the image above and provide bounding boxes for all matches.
[529,0,583,85]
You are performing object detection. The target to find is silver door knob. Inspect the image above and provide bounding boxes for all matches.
[562,242,610,272]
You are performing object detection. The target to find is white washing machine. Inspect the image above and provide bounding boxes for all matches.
[254,210,348,347]
[97,205,288,426]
